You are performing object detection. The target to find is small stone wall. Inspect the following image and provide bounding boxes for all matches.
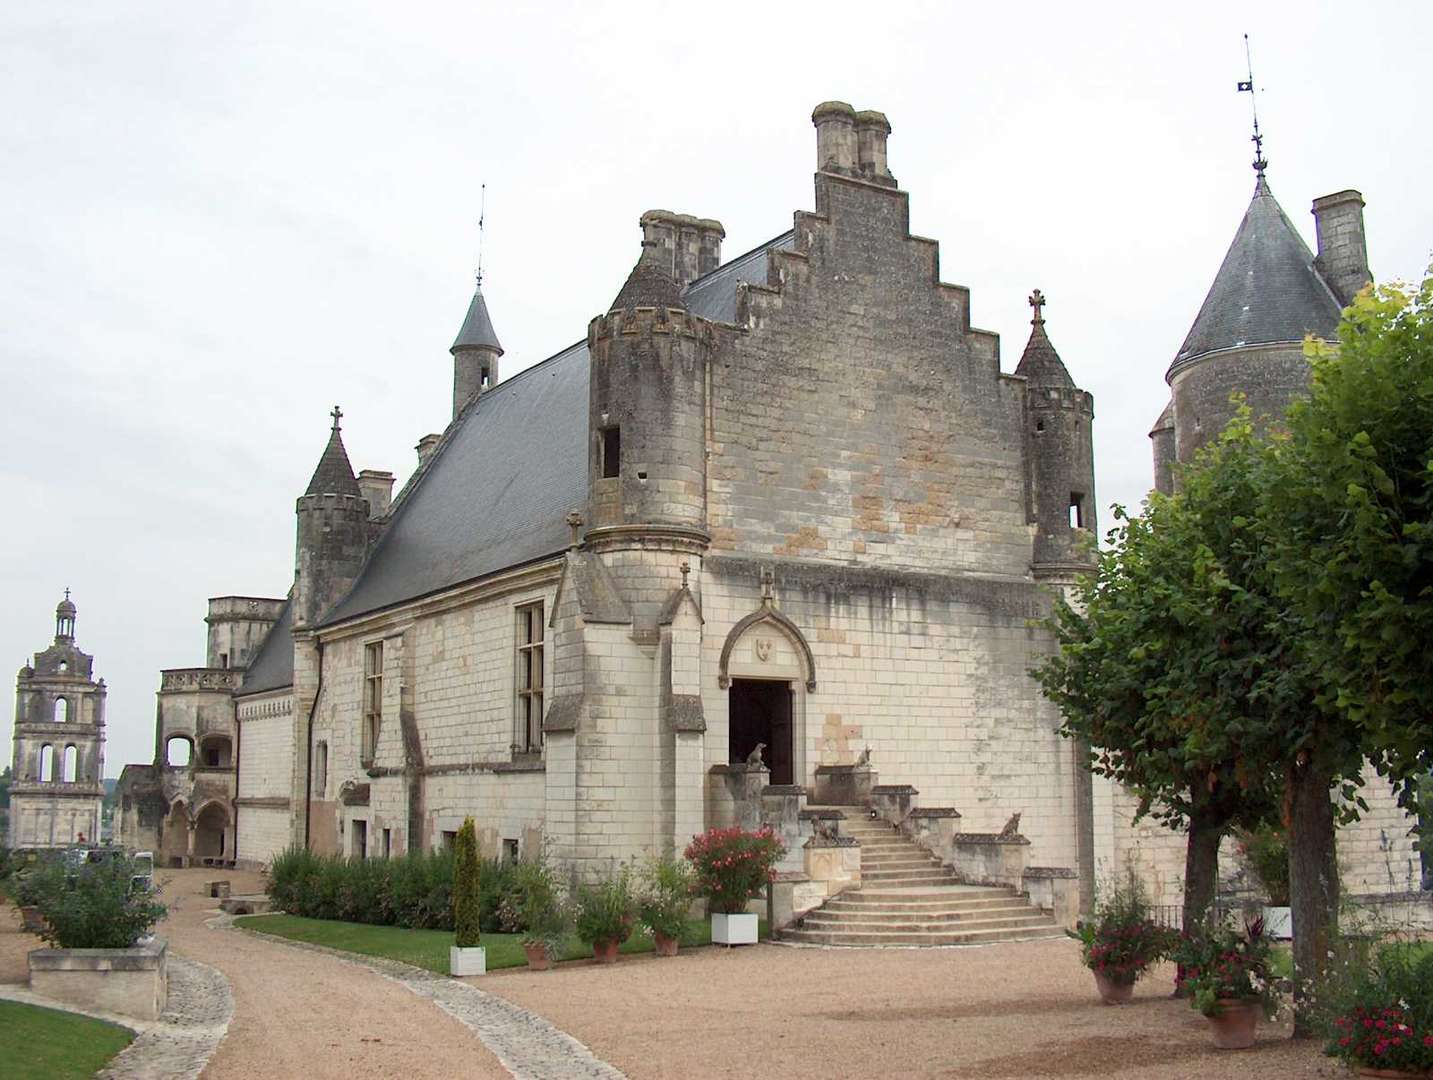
[950,832,1030,889]
[1024,866,1080,930]
[811,763,876,806]
[28,936,168,1021]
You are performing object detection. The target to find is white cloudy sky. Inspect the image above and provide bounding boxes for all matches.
[2,1,1430,777]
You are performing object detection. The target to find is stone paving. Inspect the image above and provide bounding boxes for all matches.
[99,954,233,1079]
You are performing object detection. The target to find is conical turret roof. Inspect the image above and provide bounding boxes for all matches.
[1014,290,1074,388]
[451,281,503,354]
[1168,178,1342,380]
[305,409,362,497]
[610,242,686,313]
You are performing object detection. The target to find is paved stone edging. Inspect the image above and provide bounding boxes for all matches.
[221,914,625,1080]
[0,953,233,1080]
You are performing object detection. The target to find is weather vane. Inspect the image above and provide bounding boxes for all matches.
[476,182,487,285]
[1237,34,1267,179]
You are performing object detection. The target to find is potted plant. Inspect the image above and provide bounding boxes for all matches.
[1077,873,1170,1004]
[684,826,784,945]
[573,865,635,964]
[638,854,694,957]
[1236,823,1291,939]
[1174,916,1278,1049]
[514,859,567,970]
[449,817,486,976]
[1321,940,1433,1079]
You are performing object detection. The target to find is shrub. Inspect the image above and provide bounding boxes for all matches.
[1173,915,1278,1017]
[27,856,166,949]
[266,845,455,930]
[1235,823,1290,906]
[514,859,567,954]
[684,826,784,914]
[1321,942,1433,1073]
[637,854,693,940]
[1078,872,1171,986]
[452,818,481,948]
[573,865,635,946]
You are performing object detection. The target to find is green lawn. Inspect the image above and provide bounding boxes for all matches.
[234,913,757,974]
[0,1000,134,1080]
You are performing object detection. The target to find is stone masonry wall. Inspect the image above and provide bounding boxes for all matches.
[235,692,293,863]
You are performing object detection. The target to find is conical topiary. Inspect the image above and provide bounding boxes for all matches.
[453,817,481,948]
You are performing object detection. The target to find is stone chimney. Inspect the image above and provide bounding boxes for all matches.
[638,210,724,286]
[1312,190,1371,307]
[416,433,442,468]
[357,469,395,519]
[812,101,858,173]
[855,110,894,185]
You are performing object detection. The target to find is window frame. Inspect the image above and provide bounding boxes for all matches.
[362,641,384,764]
[514,601,545,754]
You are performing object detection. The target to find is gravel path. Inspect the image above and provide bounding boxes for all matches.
[481,938,1347,1080]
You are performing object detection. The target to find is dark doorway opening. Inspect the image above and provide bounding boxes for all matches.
[729,678,794,785]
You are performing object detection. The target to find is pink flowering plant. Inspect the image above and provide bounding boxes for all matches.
[683,826,785,914]
[1322,943,1433,1073]
[1077,872,1172,986]
[1173,916,1278,1018]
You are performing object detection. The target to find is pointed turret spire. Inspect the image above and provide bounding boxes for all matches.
[304,406,362,497]
[609,241,686,313]
[450,280,504,355]
[1015,289,1074,388]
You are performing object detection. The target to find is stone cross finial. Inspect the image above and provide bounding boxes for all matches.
[1028,290,1046,326]
[760,566,775,605]
[565,510,584,549]
[680,560,690,588]
[330,404,343,431]
[64,587,70,602]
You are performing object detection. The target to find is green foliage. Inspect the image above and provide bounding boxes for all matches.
[1077,871,1172,985]
[1236,822,1291,906]
[452,818,481,948]
[513,858,567,952]
[26,856,166,949]
[637,853,695,940]
[1270,272,1433,816]
[1318,941,1433,1071]
[0,1000,134,1080]
[267,846,455,930]
[1173,916,1279,1018]
[684,826,785,914]
[572,865,636,946]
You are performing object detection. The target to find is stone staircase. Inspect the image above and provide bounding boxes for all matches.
[781,810,1063,947]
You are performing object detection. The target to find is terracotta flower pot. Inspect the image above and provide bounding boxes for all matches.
[653,932,679,958]
[1206,998,1261,1050]
[592,939,621,964]
[522,942,553,971]
[1093,971,1134,1005]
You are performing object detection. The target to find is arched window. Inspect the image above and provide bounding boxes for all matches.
[54,698,69,723]
[59,660,69,673]
[62,745,78,782]
[166,736,192,767]
[39,744,55,781]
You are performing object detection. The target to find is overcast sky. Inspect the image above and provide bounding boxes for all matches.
[3,1,1430,778]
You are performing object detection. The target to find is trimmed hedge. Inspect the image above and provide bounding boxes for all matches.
[267,846,529,933]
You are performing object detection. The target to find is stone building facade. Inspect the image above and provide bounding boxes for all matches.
[9,593,106,848]
[115,101,1423,919]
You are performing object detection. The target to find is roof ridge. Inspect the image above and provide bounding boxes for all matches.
[683,230,796,292]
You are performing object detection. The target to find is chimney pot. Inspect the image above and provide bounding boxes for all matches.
[357,469,395,519]
[812,100,858,174]
[1312,189,1371,307]
[854,110,894,184]
[415,433,442,468]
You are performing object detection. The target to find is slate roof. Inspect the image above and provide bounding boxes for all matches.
[305,424,362,497]
[1014,321,1074,388]
[1168,179,1342,380]
[451,281,503,354]
[317,231,794,628]
[610,246,686,312]
[238,599,293,695]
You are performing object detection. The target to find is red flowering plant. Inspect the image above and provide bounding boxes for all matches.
[1077,872,1172,986]
[1322,942,1433,1074]
[683,826,785,914]
[1172,915,1279,1018]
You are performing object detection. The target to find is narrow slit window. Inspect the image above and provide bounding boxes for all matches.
[63,745,78,782]
[601,427,621,479]
[515,601,545,753]
[39,744,54,781]
[315,740,328,798]
[363,641,384,762]
[1069,492,1086,529]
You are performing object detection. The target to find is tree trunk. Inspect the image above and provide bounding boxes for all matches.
[1288,749,1340,1038]
[1176,811,1225,996]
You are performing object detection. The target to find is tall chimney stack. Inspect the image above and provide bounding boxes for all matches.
[639,210,724,286]
[812,101,858,174]
[1312,190,1371,307]
[854,110,894,186]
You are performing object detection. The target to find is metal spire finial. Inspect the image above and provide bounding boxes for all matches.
[476,183,487,286]
[1238,34,1268,184]
[64,587,71,602]
[1028,289,1046,327]
[330,404,343,432]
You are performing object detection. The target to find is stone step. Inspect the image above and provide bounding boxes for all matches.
[826,897,1021,915]
[860,869,961,884]
[781,924,1063,947]
[809,904,1041,924]
[858,855,943,868]
[800,915,1056,934]
[835,889,1018,906]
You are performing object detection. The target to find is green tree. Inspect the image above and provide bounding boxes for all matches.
[1035,416,1292,935]
[452,817,481,948]
[0,765,11,809]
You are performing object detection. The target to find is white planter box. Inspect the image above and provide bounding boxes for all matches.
[450,945,486,976]
[712,912,759,946]
[1262,906,1293,940]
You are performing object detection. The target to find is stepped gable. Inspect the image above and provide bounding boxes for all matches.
[1169,177,1342,379]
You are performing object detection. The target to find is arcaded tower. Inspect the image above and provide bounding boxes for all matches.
[9,591,106,848]
[1017,291,1096,582]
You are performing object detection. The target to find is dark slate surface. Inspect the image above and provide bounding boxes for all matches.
[683,232,794,323]
[1014,322,1074,388]
[238,599,293,695]
[305,426,362,497]
[451,282,504,354]
[1169,180,1342,378]
[610,251,686,312]
[320,341,590,625]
